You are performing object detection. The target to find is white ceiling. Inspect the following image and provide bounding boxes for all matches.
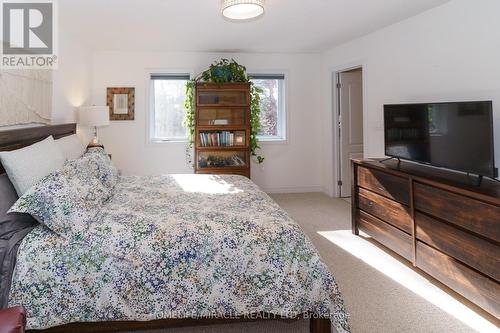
[60,0,451,53]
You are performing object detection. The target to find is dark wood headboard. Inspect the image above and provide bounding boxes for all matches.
[0,123,77,174]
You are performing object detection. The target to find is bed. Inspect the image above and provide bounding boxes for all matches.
[0,124,350,333]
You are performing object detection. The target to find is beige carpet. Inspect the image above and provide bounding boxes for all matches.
[125,193,497,333]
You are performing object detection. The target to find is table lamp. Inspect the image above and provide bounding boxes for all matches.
[78,106,110,148]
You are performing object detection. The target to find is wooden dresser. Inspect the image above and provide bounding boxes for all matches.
[351,159,500,318]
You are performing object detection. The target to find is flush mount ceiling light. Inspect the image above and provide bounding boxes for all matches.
[222,0,265,20]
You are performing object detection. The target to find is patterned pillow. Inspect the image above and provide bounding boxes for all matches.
[8,158,111,236]
[81,148,119,190]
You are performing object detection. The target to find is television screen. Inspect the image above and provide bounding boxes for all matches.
[384,101,495,177]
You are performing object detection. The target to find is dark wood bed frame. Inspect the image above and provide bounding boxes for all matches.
[0,123,332,333]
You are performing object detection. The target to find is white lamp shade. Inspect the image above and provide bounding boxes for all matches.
[78,106,110,127]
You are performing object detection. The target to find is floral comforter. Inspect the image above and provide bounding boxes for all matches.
[9,174,349,332]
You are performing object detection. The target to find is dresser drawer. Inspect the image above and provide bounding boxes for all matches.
[358,187,412,234]
[357,166,410,204]
[357,210,413,261]
[416,212,500,282]
[414,182,500,243]
[416,241,500,318]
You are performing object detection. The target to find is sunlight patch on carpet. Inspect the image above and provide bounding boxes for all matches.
[318,230,497,333]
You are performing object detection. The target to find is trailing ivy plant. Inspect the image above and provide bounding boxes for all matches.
[183,59,265,165]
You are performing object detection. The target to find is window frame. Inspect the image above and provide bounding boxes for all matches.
[148,72,191,144]
[248,74,287,142]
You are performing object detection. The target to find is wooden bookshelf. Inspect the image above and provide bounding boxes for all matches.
[194,83,251,178]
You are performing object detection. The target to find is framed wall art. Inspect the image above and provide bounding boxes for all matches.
[107,87,135,120]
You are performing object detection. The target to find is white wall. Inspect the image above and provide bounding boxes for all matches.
[91,52,323,193]
[51,29,92,124]
[321,0,500,196]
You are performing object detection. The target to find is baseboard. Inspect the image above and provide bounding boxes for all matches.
[262,185,325,194]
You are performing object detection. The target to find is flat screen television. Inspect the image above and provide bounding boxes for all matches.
[384,101,496,178]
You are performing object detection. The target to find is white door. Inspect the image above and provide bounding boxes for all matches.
[338,69,364,197]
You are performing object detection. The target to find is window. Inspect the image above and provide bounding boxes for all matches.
[150,74,190,142]
[249,74,286,141]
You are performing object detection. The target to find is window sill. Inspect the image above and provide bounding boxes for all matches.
[149,138,286,145]
[149,139,189,145]
[257,137,288,145]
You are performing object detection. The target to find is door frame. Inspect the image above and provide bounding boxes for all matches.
[330,61,368,198]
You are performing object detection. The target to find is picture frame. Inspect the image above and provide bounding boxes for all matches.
[234,131,246,146]
[107,87,135,120]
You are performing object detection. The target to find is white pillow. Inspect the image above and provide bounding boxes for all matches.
[0,136,65,196]
[56,134,86,161]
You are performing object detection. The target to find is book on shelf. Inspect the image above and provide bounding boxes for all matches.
[199,131,237,147]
